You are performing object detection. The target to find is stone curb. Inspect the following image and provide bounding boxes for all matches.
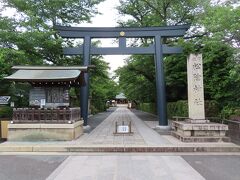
[0,145,239,153]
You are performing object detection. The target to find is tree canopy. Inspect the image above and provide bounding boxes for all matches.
[0,0,119,112]
[116,0,240,114]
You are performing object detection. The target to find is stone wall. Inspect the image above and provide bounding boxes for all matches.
[8,121,83,141]
[227,120,240,143]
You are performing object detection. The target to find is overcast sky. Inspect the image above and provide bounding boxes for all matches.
[81,0,128,76]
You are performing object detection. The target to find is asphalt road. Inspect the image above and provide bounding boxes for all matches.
[182,155,240,180]
[0,155,67,180]
[0,155,239,180]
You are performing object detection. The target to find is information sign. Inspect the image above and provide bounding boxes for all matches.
[0,96,11,105]
[117,125,129,133]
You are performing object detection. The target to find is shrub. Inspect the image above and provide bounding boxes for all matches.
[0,106,13,118]
[205,100,220,117]
[167,100,220,119]
[233,108,240,116]
[225,107,240,120]
[167,100,188,118]
[91,99,107,114]
[137,103,156,114]
[137,100,220,119]
[90,105,99,115]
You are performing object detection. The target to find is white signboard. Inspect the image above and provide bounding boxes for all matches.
[0,96,11,105]
[117,125,129,133]
[40,99,46,108]
[10,102,15,107]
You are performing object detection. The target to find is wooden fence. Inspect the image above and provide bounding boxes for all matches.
[12,107,81,124]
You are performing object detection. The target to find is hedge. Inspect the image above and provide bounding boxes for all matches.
[167,100,188,118]
[91,99,107,114]
[138,103,157,115]
[137,100,220,118]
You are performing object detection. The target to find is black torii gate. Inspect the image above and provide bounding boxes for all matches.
[56,25,189,127]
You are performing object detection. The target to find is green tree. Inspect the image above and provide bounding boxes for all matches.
[116,0,208,102]
[116,55,155,103]
[1,0,104,64]
[118,0,207,27]
[90,56,119,113]
[0,0,119,111]
[116,0,240,114]
[199,4,240,47]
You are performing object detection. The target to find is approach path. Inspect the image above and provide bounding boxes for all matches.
[76,105,170,146]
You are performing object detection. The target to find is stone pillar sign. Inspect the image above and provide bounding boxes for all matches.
[171,53,229,142]
[187,54,205,120]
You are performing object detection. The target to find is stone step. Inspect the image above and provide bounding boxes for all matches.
[0,145,239,153]
[66,146,239,153]
[172,131,231,143]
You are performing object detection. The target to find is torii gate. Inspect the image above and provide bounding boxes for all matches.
[56,25,189,127]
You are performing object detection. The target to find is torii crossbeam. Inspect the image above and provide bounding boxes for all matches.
[56,25,190,127]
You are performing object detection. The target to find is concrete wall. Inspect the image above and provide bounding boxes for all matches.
[7,121,83,141]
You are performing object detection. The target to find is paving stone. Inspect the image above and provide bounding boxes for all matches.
[77,106,171,146]
[46,155,205,180]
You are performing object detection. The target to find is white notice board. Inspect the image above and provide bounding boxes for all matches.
[117,125,129,133]
[40,99,46,107]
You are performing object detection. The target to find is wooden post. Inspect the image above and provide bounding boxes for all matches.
[115,121,118,133]
[129,121,132,133]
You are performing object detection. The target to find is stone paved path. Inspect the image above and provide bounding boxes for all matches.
[46,154,205,180]
[76,106,170,146]
[86,107,117,133]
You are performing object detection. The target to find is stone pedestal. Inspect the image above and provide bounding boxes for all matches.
[7,121,83,141]
[171,121,230,142]
[172,54,229,142]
